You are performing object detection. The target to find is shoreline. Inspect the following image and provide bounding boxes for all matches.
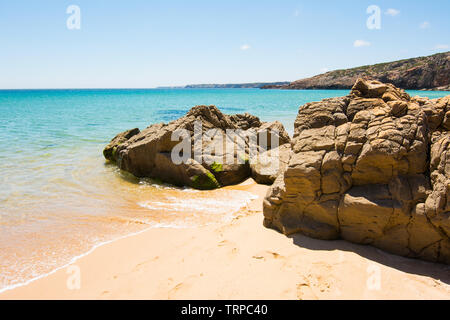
[1,179,449,300]
[0,179,258,296]
[0,226,155,295]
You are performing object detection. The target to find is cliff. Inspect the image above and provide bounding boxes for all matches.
[158,82,290,89]
[262,52,450,91]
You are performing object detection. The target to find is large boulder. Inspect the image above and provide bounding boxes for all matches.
[264,79,450,264]
[104,105,290,189]
[250,143,292,185]
[103,128,140,161]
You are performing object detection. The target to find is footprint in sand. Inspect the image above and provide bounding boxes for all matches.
[218,240,230,247]
[168,275,199,299]
[252,250,284,261]
[218,240,240,258]
[296,263,342,299]
[100,290,111,298]
[296,279,317,300]
[132,256,160,272]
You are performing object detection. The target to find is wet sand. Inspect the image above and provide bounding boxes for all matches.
[1,179,449,300]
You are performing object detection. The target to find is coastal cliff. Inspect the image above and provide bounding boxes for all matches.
[262,52,450,91]
[158,82,290,89]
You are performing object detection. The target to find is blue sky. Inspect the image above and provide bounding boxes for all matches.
[0,0,449,88]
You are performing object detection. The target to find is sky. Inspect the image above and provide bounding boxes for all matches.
[0,0,449,89]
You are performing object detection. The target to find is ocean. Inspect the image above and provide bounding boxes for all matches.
[0,88,448,292]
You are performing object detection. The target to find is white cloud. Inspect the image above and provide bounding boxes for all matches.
[353,40,371,48]
[420,21,430,29]
[434,44,449,50]
[385,8,400,16]
[240,44,251,51]
[294,9,300,17]
[320,68,329,73]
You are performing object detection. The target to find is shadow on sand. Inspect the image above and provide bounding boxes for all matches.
[289,233,450,286]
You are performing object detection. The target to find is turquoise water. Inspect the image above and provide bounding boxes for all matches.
[1,88,447,150]
[0,88,448,291]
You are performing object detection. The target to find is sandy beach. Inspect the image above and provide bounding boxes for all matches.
[2,0,450,304]
[1,179,449,300]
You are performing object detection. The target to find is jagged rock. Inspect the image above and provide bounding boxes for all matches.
[104,105,290,189]
[250,143,291,185]
[103,128,140,161]
[257,121,291,148]
[264,79,450,264]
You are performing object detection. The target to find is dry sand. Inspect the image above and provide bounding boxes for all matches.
[1,179,449,300]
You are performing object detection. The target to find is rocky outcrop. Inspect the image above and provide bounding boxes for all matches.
[104,105,290,189]
[103,128,140,161]
[264,79,450,264]
[250,144,291,185]
[263,52,450,91]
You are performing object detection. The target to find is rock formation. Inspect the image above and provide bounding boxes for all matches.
[262,52,450,91]
[264,79,450,264]
[104,105,290,189]
[250,143,291,185]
